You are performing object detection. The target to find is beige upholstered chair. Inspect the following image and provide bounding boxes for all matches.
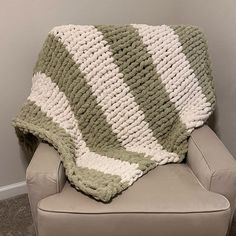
[26,125,236,236]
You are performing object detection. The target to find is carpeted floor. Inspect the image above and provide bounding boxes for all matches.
[0,194,235,236]
[0,194,35,236]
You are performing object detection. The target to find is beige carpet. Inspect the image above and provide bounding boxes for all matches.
[0,194,235,236]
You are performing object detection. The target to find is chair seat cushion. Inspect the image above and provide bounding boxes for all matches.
[37,164,230,236]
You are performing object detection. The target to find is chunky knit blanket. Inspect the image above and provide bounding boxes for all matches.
[13,24,215,202]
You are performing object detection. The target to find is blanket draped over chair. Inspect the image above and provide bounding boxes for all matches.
[13,24,215,202]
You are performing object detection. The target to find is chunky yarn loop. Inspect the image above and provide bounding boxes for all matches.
[13,24,215,202]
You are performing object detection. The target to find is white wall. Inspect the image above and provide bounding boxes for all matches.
[0,0,235,188]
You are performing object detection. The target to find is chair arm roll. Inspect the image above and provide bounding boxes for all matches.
[187,125,236,221]
[26,142,66,231]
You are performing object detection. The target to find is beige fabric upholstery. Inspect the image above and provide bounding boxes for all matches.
[37,165,230,236]
[37,210,230,236]
[26,125,236,236]
[26,143,66,232]
[187,125,236,223]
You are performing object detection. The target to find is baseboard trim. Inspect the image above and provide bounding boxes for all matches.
[0,181,27,200]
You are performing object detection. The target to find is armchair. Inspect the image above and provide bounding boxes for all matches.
[26,125,236,236]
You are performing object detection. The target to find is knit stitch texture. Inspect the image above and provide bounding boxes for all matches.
[13,24,215,202]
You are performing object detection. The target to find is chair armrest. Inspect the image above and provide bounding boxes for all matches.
[26,142,66,231]
[187,125,236,217]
